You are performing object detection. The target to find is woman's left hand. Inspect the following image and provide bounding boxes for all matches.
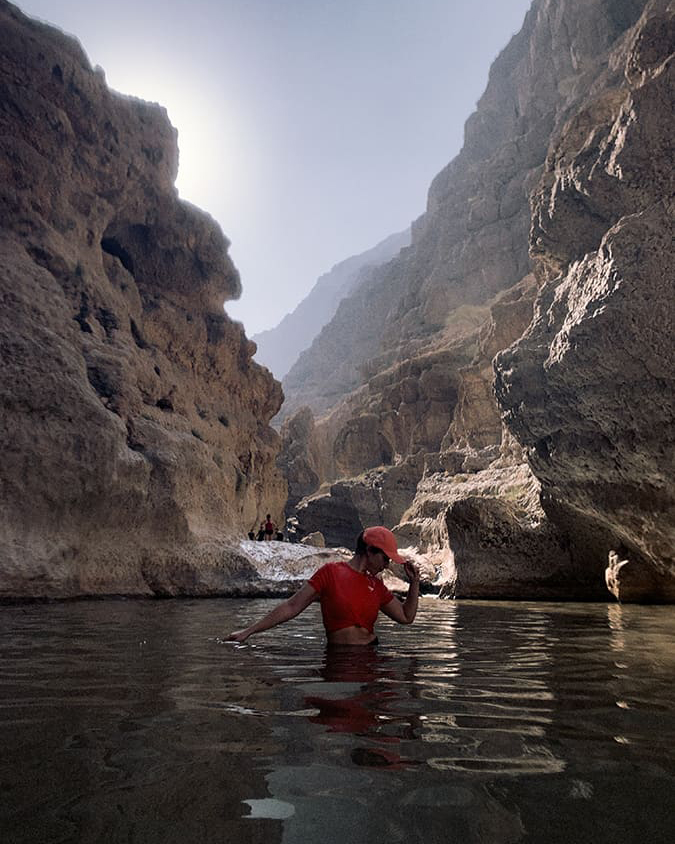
[403,561,420,583]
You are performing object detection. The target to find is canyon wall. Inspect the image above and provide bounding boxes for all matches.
[281,0,674,601]
[495,0,675,601]
[2,0,671,602]
[0,1,286,598]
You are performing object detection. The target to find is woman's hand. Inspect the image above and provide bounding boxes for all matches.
[226,629,250,643]
[223,584,318,645]
[403,561,420,583]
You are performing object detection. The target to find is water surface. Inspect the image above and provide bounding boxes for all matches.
[1,598,673,843]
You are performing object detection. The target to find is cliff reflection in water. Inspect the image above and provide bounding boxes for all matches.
[1,599,674,844]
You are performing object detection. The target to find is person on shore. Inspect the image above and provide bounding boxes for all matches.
[227,526,420,646]
[264,513,276,541]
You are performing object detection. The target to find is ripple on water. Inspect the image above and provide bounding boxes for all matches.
[1,599,674,844]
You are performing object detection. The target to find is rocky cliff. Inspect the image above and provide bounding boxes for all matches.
[253,228,409,383]
[0,1,286,599]
[495,0,675,601]
[280,0,674,601]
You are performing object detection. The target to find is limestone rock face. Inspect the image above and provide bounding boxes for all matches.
[279,0,575,541]
[277,406,321,511]
[444,275,539,452]
[395,462,599,599]
[495,0,675,601]
[294,460,424,548]
[0,2,286,598]
[281,0,673,601]
[288,270,539,560]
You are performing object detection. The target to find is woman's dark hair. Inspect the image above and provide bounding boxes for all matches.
[355,530,367,555]
[355,530,382,557]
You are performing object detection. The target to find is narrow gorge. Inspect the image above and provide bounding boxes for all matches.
[1,0,673,602]
[279,0,674,602]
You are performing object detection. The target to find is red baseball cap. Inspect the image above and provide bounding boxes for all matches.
[363,526,405,564]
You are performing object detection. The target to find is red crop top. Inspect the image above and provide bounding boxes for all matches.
[308,561,394,634]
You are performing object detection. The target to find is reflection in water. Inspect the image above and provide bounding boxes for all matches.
[0,601,285,844]
[414,605,564,776]
[1,599,674,844]
[256,605,564,843]
[608,603,627,655]
[303,646,421,769]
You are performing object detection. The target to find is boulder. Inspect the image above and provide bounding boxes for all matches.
[294,461,424,548]
[300,532,326,548]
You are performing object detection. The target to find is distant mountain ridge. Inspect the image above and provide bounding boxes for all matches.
[251,228,410,379]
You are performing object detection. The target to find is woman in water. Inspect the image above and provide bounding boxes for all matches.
[227,526,420,645]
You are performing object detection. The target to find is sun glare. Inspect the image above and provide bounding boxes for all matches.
[101,65,241,213]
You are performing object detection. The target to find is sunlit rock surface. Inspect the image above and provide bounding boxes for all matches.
[496,0,675,601]
[399,461,598,600]
[229,541,350,595]
[0,1,286,598]
[281,0,673,601]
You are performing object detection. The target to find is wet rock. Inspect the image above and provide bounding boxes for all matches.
[605,550,675,604]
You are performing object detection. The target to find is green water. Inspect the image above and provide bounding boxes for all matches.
[0,598,673,843]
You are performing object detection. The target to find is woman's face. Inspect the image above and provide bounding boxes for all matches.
[365,547,390,575]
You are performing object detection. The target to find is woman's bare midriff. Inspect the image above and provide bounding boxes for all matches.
[326,625,377,646]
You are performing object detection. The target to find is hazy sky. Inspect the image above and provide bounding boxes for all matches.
[16,0,532,335]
